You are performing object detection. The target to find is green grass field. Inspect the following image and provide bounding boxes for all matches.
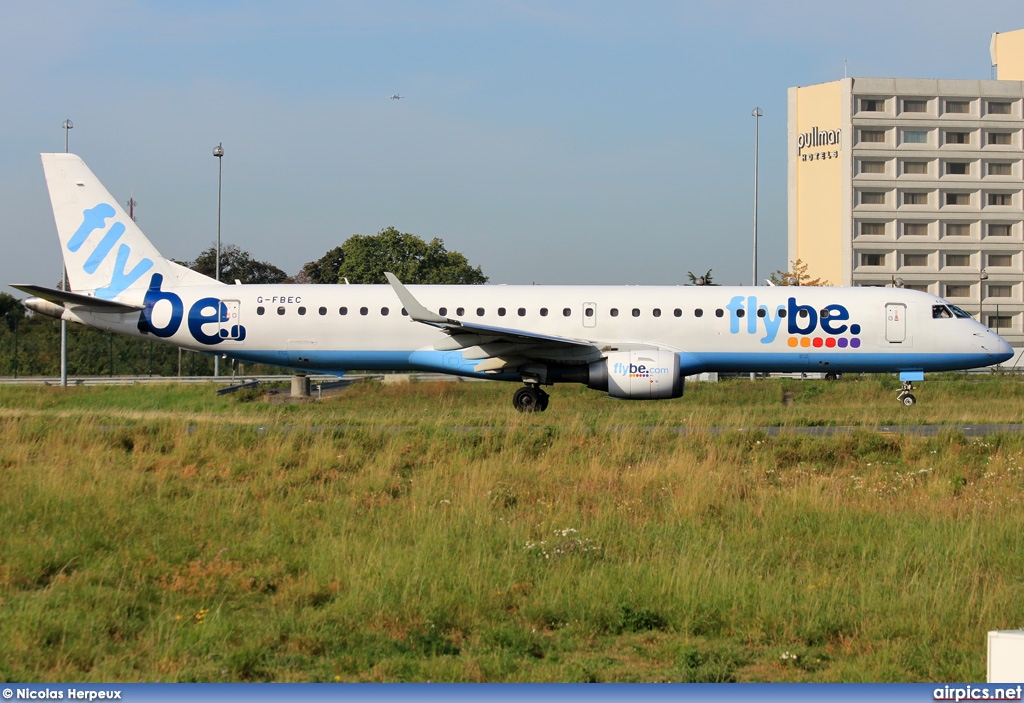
[1,375,1023,682]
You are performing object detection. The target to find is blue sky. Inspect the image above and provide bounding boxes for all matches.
[2,1,1022,294]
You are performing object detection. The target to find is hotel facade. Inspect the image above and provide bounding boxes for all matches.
[788,29,1024,346]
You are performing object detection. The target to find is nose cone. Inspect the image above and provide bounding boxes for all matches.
[984,329,1015,364]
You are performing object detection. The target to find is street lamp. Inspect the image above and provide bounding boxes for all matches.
[60,119,73,388]
[979,268,989,327]
[213,142,224,377]
[752,107,763,287]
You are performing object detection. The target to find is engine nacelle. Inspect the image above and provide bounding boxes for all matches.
[587,350,683,400]
[23,296,66,320]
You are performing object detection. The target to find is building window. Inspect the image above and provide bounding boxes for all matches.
[945,284,970,298]
[988,132,1012,145]
[945,162,969,175]
[861,191,886,205]
[945,100,970,114]
[902,253,928,267]
[988,254,1013,267]
[905,284,930,292]
[944,254,970,267]
[989,224,1012,237]
[988,162,1013,176]
[860,222,885,236]
[860,129,885,144]
[945,192,970,206]
[987,315,1012,330]
[988,101,1012,115]
[903,192,928,205]
[903,99,927,113]
[987,285,1013,298]
[860,253,885,266]
[902,160,928,174]
[945,131,970,145]
[945,223,971,236]
[861,98,885,112]
[903,222,928,236]
[902,130,928,144]
[860,160,885,174]
[988,193,1012,206]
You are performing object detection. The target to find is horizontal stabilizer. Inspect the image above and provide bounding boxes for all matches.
[10,284,142,311]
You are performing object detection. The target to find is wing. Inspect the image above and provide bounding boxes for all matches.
[385,273,605,373]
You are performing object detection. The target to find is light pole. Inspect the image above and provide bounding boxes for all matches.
[60,119,73,388]
[751,107,762,287]
[751,107,762,383]
[979,268,989,327]
[213,142,224,377]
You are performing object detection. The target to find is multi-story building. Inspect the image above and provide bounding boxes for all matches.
[788,29,1024,346]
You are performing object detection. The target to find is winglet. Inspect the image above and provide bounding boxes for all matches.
[384,272,447,323]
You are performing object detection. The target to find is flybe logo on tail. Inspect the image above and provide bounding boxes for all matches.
[726,296,862,348]
[68,204,154,299]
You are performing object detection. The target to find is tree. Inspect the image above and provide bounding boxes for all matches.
[0,292,26,332]
[334,227,487,285]
[297,246,345,284]
[686,269,718,286]
[181,244,290,284]
[768,259,831,287]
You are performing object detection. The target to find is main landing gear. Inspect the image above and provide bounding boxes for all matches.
[512,385,550,413]
[897,381,916,407]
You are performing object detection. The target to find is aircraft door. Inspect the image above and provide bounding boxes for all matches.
[219,300,245,341]
[583,302,597,328]
[885,303,906,343]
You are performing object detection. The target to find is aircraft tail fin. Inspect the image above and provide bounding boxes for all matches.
[41,153,217,301]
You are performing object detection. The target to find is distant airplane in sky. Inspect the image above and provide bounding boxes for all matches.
[14,154,1015,412]
[390,94,404,100]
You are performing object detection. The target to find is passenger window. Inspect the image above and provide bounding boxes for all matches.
[757,308,766,318]
[298,306,306,315]
[673,309,682,317]
[381,307,389,316]
[476,307,485,316]
[736,309,745,318]
[778,308,787,318]
[585,308,594,317]
[715,309,724,317]
[456,307,465,316]
[257,306,265,315]
[401,308,408,316]
[360,307,368,316]
[653,308,661,317]
[695,309,703,317]
[498,307,506,316]
[631,308,640,317]
[439,307,447,316]
[318,306,327,316]
[610,308,619,317]
[563,307,571,317]
[798,309,808,318]
[820,309,830,318]
[277,306,286,315]
[339,307,348,315]
[540,308,549,317]
[518,308,526,317]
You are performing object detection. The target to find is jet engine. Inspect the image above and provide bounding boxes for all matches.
[586,349,683,400]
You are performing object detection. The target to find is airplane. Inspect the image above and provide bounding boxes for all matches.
[14,153,1015,412]
[390,94,404,100]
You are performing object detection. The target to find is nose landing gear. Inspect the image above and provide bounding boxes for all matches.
[897,381,916,406]
[512,385,550,413]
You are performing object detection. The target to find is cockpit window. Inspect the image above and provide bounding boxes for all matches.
[932,305,953,319]
[948,304,972,319]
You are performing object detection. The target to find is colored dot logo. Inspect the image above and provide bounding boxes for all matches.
[787,337,860,349]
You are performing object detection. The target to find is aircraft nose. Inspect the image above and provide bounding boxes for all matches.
[983,330,1015,363]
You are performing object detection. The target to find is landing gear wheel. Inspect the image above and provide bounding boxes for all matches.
[513,386,542,413]
[824,372,839,381]
[897,381,916,407]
